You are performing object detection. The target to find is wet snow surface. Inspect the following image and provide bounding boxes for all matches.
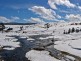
[0,23,81,61]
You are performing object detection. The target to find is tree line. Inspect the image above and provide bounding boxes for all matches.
[63,27,81,34]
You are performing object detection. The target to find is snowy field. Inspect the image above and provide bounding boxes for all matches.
[0,22,81,61]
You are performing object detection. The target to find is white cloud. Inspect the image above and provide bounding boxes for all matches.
[11,16,20,20]
[65,14,81,22]
[48,0,57,9]
[60,10,70,13]
[23,19,28,21]
[27,17,45,23]
[0,16,20,23]
[78,6,81,10]
[0,16,11,23]
[48,0,76,9]
[56,15,61,19]
[29,6,57,20]
[58,20,66,23]
[11,16,20,22]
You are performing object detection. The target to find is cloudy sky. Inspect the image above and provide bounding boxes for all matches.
[0,0,81,23]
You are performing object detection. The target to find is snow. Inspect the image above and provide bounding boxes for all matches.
[54,26,81,57]
[70,39,81,49]
[39,36,54,40]
[39,37,48,40]
[54,40,81,57]
[0,22,81,58]
[0,32,20,50]
[26,50,60,61]
[38,22,81,58]
[65,55,75,60]
[0,41,20,47]
[27,38,35,41]
[20,36,27,38]
[3,47,15,50]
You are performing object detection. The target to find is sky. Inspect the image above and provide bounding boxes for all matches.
[0,0,81,23]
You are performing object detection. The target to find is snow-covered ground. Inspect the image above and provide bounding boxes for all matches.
[54,32,81,57]
[49,22,81,58]
[26,50,60,61]
[0,22,81,60]
[0,32,20,50]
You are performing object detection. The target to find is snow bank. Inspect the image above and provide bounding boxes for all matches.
[55,39,81,57]
[26,50,60,61]
[0,32,20,50]
[39,36,54,40]
[27,38,35,41]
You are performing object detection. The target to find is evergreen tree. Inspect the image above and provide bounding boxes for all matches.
[72,27,75,33]
[68,28,71,34]
[63,30,66,34]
